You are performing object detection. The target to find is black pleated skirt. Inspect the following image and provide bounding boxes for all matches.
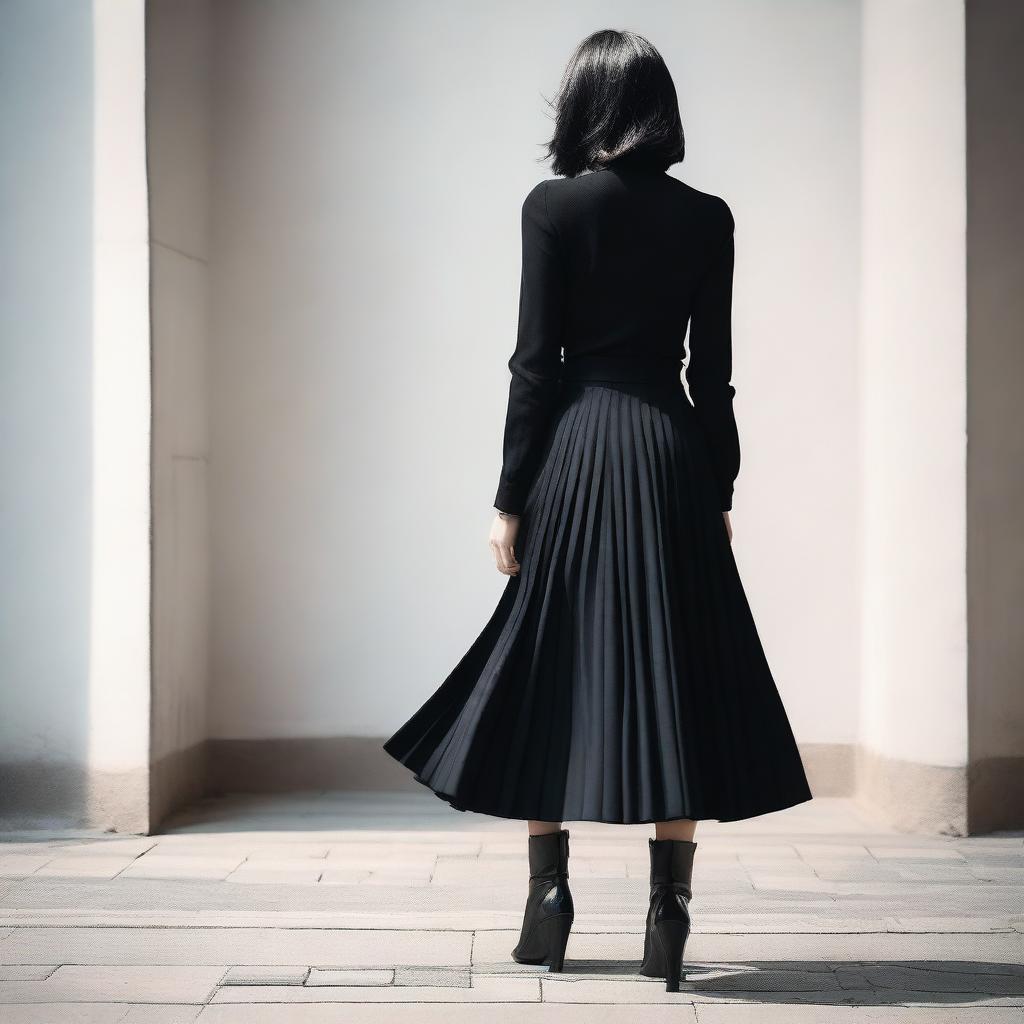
[383,376,813,824]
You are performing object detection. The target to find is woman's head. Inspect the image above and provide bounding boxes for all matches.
[545,29,685,178]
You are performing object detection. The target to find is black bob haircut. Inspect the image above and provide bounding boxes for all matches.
[543,29,686,178]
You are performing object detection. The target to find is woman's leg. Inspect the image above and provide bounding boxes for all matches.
[654,818,697,841]
[528,819,563,835]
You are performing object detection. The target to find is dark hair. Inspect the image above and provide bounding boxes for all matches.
[544,29,686,178]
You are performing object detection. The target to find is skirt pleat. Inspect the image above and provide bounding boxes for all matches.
[383,379,813,824]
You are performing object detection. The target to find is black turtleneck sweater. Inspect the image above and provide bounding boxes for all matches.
[493,152,739,516]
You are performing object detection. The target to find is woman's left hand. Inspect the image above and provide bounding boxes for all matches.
[489,513,521,576]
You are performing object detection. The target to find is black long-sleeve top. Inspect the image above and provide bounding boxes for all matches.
[494,151,740,516]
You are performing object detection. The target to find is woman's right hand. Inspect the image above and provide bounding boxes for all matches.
[723,510,732,543]
[489,513,521,576]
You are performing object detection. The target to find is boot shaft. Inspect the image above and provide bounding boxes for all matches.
[648,837,696,898]
[528,828,570,881]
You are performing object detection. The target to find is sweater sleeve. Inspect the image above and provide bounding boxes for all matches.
[493,181,566,515]
[686,198,741,512]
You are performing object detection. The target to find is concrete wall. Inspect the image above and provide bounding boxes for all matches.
[204,0,863,782]
[965,0,1024,832]
[0,0,151,831]
[146,0,212,829]
[858,0,968,833]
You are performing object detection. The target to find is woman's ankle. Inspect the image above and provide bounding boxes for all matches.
[654,819,697,842]
[528,820,563,836]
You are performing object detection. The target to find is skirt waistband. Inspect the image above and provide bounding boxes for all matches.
[561,353,683,386]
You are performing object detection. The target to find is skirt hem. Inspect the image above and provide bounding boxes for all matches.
[394,757,814,827]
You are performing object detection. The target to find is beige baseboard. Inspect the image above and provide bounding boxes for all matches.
[0,761,148,833]
[6,741,1019,835]
[150,741,208,832]
[206,736,416,795]
[967,755,1024,834]
[853,746,969,836]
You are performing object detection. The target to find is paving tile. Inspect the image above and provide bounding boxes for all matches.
[793,843,874,859]
[0,843,70,855]
[0,1010,199,1024]
[305,968,393,986]
[894,864,987,881]
[0,965,223,1003]
[567,859,629,878]
[832,963,988,993]
[476,841,541,856]
[33,858,136,879]
[211,975,540,1002]
[470,927,1024,967]
[227,858,323,873]
[325,844,478,861]
[122,1009,202,1023]
[961,853,1024,866]
[967,867,1024,884]
[66,840,157,859]
[225,866,324,885]
[242,845,330,861]
[891,918,1016,933]
[566,843,652,858]
[6,926,472,967]
[393,966,471,987]
[318,868,373,884]
[0,1007,129,1023]
[868,847,968,860]
[0,857,52,878]
[810,865,905,881]
[697,1008,1024,1022]
[685,914,893,934]
[200,1005,693,1022]
[0,965,57,980]
[119,857,245,881]
[735,845,800,859]
[472,929,638,969]
[363,866,435,884]
[221,965,309,986]
[539,973,826,1002]
[749,876,840,893]
[430,860,523,884]
[141,844,256,860]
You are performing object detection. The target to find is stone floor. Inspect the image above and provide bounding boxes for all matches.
[0,793,1022,1021]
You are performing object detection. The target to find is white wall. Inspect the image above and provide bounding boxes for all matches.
[859,0,968,769]
[206,0,863,744]
[0,0,151,831]
[0,0,95,769]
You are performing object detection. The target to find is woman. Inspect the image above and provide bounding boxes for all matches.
[383,28,813,992]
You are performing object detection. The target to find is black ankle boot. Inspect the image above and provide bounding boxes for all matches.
[638,837,696,992]
[510,828,574,972]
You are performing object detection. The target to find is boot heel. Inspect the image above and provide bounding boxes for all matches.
[655,918,688,992]
[541,913,573,972]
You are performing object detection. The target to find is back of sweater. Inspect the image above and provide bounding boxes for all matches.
[495,153,739,515]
